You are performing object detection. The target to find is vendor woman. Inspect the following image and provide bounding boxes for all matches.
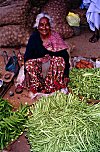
[16,13,70,96]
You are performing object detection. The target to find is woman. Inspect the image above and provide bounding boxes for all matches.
[16,13,70,96]
[83,0,100,43]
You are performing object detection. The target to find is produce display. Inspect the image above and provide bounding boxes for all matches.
[69,68,100,100]
[0,98,29,150]
[1,67,100,151]
[75,59,94,68]
[26,93,100,152]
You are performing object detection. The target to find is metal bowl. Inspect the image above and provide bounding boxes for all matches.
[4,73,11,80]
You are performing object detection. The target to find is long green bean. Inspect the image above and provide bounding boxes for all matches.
[26,93,100,152]
[69,68,100,100]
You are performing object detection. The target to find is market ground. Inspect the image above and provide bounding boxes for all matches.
[1,25,100,152]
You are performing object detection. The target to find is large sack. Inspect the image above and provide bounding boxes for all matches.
[42,0,74,39]
[0,2,29,26]
[0,25,30,47]
[0,0,40,47]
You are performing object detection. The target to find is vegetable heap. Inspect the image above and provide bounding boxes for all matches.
[0,98,29,150]
[26,93,100,152]
[69,68,100,100]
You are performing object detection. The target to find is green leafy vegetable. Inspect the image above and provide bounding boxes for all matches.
[0,98,29,150]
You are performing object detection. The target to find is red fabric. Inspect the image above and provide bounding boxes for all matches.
[25,56,66,93]
[23,31,69,93]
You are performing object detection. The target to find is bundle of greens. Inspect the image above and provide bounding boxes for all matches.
[0,98,29,150]
[69,68,100,100]
[26,93,100,152]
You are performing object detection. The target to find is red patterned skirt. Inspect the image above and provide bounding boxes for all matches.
[25,56,67,94]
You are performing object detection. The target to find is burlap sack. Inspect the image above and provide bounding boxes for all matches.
[42,0,74,39]
[0,25,30,47]
[0,0,40,47]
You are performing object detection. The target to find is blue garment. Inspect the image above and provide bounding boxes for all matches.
[83,0,100,31]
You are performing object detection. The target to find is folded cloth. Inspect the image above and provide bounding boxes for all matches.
[15,65,25,87]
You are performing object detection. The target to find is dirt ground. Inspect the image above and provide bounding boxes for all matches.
[67,26,100,58]
[1,25,100,152]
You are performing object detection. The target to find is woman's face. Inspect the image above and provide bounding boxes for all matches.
[38,17,51,38]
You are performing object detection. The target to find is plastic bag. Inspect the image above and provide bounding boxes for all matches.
[5,51,20,76]
[3,51,20,76]
[96,60,100,68]
[72,56,95,68]
[66,12,80,27]
[15,65,25,87]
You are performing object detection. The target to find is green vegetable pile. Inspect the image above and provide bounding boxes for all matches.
[69,68,100,100]
[26,93,100,152]
[0,98,29,150]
